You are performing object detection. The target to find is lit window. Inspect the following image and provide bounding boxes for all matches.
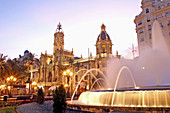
[102,45,106,53]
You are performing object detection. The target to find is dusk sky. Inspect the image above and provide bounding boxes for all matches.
[0,0,142,59]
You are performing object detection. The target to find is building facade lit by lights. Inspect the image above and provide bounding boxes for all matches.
[134,0,170,55]
[30,23,120,93]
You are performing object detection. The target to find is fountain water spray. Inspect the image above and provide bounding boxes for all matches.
[111,66,137,106]
[90,78,105,90]
[71,68,108,102]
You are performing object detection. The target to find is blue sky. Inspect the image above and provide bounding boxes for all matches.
[0,0,142,59]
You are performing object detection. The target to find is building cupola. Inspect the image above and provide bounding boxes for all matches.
[97,23,111,41]
[96,23,113,58]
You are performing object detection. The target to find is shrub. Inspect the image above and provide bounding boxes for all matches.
[53,85,67,113]
[36,87,44,104]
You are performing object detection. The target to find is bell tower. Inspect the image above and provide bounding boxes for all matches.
[53,22,64,65]
[54,22,64,53]
[53,22,65,84]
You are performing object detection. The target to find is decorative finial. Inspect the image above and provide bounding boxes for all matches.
[101,23,106,31]
[57,22,62,31]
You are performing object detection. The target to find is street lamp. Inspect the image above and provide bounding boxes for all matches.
[32,81,37,93]
[6,76,17,97]
[63,69,73,97]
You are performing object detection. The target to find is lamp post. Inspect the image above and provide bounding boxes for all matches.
[6,76,17,97]
[63,69,73,97]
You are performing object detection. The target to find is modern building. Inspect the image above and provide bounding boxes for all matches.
[29,23,120,95]
[134,0,170,55]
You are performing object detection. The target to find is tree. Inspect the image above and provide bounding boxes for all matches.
[36,87,44,104]
[6,58,27,84]
[0,54,11,85]
[53,85,67,113]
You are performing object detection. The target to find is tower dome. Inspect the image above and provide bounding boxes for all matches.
[24,50,29,54]
[97,24,111,41]
[96,23,113,58]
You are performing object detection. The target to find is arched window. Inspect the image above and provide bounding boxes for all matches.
[102,45,106,53]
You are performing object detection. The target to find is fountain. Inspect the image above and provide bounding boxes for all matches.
[67,21,170,112]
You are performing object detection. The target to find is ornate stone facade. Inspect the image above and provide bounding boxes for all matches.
[30,23,120,94]
[134,0,170,55]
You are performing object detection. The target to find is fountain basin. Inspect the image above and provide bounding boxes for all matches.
[77,87,170,108]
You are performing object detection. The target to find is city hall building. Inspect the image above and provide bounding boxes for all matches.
[29,23,120,94]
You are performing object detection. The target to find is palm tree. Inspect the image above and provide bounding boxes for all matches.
[6,58,28,84]
[0,54,11,85]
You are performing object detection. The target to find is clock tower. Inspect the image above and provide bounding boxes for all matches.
[53,22,64,65]
[54,23,64,54]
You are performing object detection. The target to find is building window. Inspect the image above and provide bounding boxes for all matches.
[160,23,163,28]
[140,37,144,42]
[138,21,142,26]
[139,29,144,34]
[148,25,151,30]
[158,6,161,10]
[97,63,100,68]
[147,17,150,22]
[165,12,170,17]
[146,8,149,13]
[156,14,163,20]
[97,48,99,54]
[109,47,112,54]
[48,72,52,82]
[149,34,152,39]
[168,21,170,26]
[167,3,170,6]
[102,45,106,53]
